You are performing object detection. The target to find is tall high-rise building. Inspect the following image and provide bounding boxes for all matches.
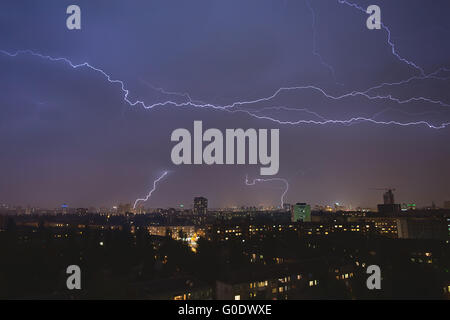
[291,203,311,222]
[61,203,69,214]
[383,189,395,205]
[378,189,400,214]
[193,197,208,215]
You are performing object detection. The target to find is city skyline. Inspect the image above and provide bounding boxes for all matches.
[0,190,444,213]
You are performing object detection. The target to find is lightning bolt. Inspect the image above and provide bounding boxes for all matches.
[227,107,450,129]
[139,78,208,105]
[222,0,450,115]
[0,2,449,129]
[133,171,169,209]
[245,175,289,208]
[1,49,449,129]
[1,2,448,211]
[305,0,342,84]
[240,105,450,129]
[244,105,328,121]
[337,0,425,75]
[224,79,450,110]
[363,67,450,94]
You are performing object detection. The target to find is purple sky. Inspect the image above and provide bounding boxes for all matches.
[1,0,450,209]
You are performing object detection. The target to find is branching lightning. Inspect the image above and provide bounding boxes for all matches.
[337,0,425,76]
[1,1,449,130]
[133,171,169,209]
[1,48,449,129]
[305,0,341,84]
[139,78,208,105]
[245,175,289,208]
[1,1,449,211]
[244,105,328,121]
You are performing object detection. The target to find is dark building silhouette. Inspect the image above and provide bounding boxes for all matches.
[193,197,208,215]
[443,201,450,210]
[283,203,291,212]
[383,189,395,205]
[378,189,401,215]
[397,217,448,240]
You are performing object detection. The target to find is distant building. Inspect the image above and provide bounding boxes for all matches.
[283,203,291,212]
[377,204,401,215]
[118,203,133,215]
[216,261,323,300]
[61,203,69,214]
[377,189,401,215]
[134,205,146,214]
[193,197,208,215]
[444,201,450,210]
[397,218,447,240]
[135,277,213,300]
[147,225,202,245]
[76,208,88,215]
[383,189,395,205]
[447,217,450,237]
[291,203,311,222]
[334,203,345,212]
[401,203,417,211]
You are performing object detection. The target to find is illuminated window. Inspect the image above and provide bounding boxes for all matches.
[234,295,240,300]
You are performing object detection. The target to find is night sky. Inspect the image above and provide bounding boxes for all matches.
[1,0,450,209]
